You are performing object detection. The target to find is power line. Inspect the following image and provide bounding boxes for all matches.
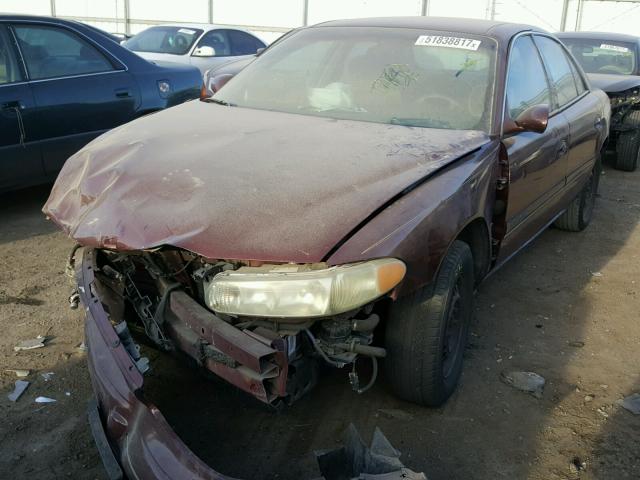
[589,1,640,30]
[512,0,558,29]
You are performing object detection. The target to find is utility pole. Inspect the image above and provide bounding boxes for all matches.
[575,0,585,31]
[123,0,131,35]
[560,0,569,31]
[302,0,309,25]
[50,0,56,17]
[487,0,497,20]
[421,0,430,16]
[208,0,213,23]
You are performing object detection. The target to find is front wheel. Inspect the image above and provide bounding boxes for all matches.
[385,240,474,407]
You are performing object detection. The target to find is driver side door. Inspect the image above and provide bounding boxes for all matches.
[498,34,570,262]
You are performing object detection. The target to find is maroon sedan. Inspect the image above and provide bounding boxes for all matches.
[44,17,609,479]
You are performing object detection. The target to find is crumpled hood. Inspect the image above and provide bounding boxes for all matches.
[588,73,640,94]
[43,101,488,263]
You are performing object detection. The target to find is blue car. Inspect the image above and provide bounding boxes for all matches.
[0,15,202,192]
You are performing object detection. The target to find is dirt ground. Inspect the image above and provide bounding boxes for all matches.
[1,163,639,480]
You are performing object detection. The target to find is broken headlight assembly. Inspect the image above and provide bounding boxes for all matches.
[203,258,406,318]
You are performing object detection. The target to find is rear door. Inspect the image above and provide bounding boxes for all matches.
[534,34,602,186]
[0,24,42,191]
[11,22,141,177]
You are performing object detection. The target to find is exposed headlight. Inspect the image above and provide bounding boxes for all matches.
[204,258,406,318]
[157,80,171,98]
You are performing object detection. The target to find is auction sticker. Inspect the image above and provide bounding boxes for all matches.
[600,43,629,53]
[415,35,481,51]
[178,28,196,35]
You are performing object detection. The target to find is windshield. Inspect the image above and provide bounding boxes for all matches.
[212,27,497,131]
[561,38,637,75]
[124,26,203,55]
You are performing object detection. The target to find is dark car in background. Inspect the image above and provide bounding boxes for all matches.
[0,15,202,193]
[44,17,610,479]
[557,32,640,171]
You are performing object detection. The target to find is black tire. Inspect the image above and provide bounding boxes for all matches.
[614,110,640,172]
[385,240,474,407]
[554,158,600,232]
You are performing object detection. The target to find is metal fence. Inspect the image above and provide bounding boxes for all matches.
[2,0,640,42]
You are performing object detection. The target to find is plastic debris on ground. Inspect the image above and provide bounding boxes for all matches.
[14,335,47,352]
[315,423,427,480]
[621,393,640,415]
[34,396,57,403]
[7,380,30,402]
[5,369,30,378]
[500,371,546,399]
[41,372,55,382]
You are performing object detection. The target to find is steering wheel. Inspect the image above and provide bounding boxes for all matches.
[174,35,187,51]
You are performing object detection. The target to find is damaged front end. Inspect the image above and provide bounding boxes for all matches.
[76,246,404,406]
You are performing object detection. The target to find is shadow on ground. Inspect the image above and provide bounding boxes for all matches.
[0,184,56,245]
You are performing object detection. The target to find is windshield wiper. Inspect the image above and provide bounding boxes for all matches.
[205,98,235,106]
[390,117,451,129]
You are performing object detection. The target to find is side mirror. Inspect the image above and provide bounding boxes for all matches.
[193,46,216,57]
[256,47,265,55]
[201,72,235,99]
[503,104,549,135]
[210,73,234,93]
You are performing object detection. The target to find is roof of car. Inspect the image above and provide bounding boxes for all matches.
[555,31,639,43]
[143,23,250,33]
[315,16,546,41]
[0,13,87,26]
[0,15,250,34]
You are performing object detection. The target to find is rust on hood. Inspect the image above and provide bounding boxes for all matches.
[44,100,488,263]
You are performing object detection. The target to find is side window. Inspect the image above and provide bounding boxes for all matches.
[506,35,552,119]
[0,26,23,84]
[13,24,114,80]
[534,35,579,109]
[228,30,264,56]
[568,57,587,95]
[196,30,230,56]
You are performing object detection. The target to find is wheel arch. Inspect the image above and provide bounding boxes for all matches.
[453,217,492,285]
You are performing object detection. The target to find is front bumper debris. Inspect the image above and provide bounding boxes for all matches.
[77,247,230,479]
[77,247,427,479]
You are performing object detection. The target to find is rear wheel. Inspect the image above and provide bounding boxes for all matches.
[614,110,640,172]
[385,240,474,406]
[554,159,600,232]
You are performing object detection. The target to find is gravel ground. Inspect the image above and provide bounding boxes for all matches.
[0,164,639,479]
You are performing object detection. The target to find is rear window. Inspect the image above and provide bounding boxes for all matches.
[124,26,203,55]
[561,38,637,75]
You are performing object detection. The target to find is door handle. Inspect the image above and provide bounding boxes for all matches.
[115,89,131,98]
[1,100,23,110]
[557,140,569,157]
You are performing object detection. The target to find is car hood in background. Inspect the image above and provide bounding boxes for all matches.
[43,102,489,263]
[588,73,640,93]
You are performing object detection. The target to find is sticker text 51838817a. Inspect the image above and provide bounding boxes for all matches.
[415,35,482,51]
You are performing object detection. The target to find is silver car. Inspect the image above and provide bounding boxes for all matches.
[123,24,266,76]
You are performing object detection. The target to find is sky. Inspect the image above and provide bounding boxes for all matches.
[1,0,639,42]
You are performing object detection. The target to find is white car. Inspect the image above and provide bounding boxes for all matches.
[123,24,266,76]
